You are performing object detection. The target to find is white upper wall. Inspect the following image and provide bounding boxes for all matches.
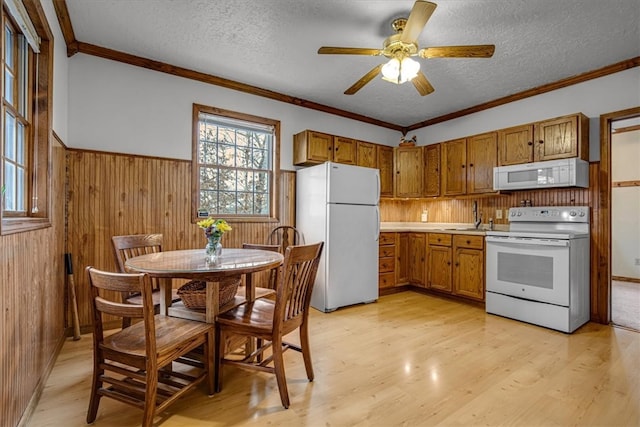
[42,0,69,142]
[67,55,402,169]
[412,67,640,162]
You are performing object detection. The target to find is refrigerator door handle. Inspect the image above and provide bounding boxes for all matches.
[375,206,380,241]
[376,173,381,205]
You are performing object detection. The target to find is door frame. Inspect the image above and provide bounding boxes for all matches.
[597,106,640,324]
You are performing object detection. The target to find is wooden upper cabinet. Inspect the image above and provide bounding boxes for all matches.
[395,146,424,197]
[498,113,589,166]
[535,113,589,162]
[357,140,377,168]
[378,145,394,197]
[498,124,534,166]
[467,132,497,194]
[293,130,333,166]
[441,138,467,196]
[333,136,357,165]
[423,144,440,197]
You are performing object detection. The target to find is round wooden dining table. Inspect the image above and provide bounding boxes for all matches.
[125,248,283,323]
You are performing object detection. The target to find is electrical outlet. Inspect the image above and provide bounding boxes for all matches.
[496,209,503,219]
[635,258,640,266]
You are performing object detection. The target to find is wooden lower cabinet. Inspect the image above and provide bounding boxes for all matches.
[427,233,452,293]
[452,235,485,301]
[396,233,409,285]
[408,233,426,286]
[378,233,396,290]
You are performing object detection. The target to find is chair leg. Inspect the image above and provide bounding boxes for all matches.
[86,356,103,423]
[299,323,314,381]
[214,326,223,393]
[142,369,158,427]
[205,329,215,396]
[272,336,290,409]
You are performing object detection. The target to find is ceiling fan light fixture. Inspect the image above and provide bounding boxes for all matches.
[381,56,420,84]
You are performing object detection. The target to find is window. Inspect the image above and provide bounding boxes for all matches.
[192,104,280,221]
[1,0,51,234]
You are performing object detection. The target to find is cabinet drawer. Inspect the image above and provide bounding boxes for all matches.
[379,233,396,245]
[379,257,395,273]
[428,233,452,246]
[453,234,484,250]
[379,272,396,288]
[379,246,396,258]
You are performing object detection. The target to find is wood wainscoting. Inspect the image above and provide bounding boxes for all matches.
[0,138,67,427]
[66,149,296,330]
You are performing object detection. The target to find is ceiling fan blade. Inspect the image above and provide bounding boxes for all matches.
[400,1,437,43]
[344,64,383,95]
[318,47,383,56]
[418,45,496,58]
[412,71,435,96]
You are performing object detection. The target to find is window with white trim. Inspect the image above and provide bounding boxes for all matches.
[192,104,280,220]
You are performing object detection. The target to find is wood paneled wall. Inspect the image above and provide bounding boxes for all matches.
[0,138,66,427]
[381,162,604,321]
[66,150,296,329]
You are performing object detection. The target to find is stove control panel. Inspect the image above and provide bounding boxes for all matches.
[507,206,589,223]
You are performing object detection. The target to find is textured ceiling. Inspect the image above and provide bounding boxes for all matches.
[65,0,640,128]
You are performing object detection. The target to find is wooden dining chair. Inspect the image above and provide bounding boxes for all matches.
[267,226,305,253]
[86,267,214,427]
[242,243,281,291]
[215,242,324,408]
[112,233,180,327]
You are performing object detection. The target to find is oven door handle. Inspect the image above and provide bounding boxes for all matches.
[485,236,570,247]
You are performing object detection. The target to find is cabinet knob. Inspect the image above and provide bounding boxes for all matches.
[447,261,451,265]
[466,240,471,244]
[461,164,465,168]
[538,140,544,144]
[527,141,533,146]
[455,262,459,267]
[469,163,474,167]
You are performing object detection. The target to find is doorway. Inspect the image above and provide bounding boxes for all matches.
[610,115,640,330]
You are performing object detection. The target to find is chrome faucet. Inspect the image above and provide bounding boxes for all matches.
[473,201,482,229]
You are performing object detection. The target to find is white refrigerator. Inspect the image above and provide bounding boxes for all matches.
[296,162,380,312]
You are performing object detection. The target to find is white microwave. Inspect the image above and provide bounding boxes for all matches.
[493,158,589,191]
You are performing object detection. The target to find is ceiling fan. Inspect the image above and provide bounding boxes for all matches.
[317,0,495,96]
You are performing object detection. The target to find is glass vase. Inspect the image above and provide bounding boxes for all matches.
[205,236,222,263]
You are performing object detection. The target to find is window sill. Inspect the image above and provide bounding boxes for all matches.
[1,217,51,235]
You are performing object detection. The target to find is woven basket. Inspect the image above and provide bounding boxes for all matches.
[177,276,240,310]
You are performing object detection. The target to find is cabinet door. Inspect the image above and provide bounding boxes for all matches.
[293,130,333,165]
[423,144,440,197]
[396,233,409,285]
[427,245,452,292]
[408,233,426,286]
[534,114,579,161]
[497,124,534,166]
[334,136,357,165]
[395,146,424,197]
[377,145,394,197]
[467,132,497,194]
[357,141,377,168]
[453,247,484,301]
[441,139,467,196]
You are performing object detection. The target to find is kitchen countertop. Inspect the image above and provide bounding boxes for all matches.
[380,222,509,235]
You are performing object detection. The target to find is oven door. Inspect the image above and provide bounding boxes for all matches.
[486,235,570,306]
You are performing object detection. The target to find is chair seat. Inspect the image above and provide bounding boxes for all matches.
[125,288,180,306]
[217,299,276,333]
[102,315,213,359]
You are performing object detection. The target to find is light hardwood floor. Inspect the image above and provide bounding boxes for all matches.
[28,292,640,426]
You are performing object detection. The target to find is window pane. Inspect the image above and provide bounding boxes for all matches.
[18,35,27,116]
[254,193,269,215]
[218,191,236,214]
[4,67,14,105]
[4,162,15,210]
[219,169,236,191]
[16,166,25,211]
[217,143,235,167]
[199,140,216,164]
[199,167,218,190]
[236,192,253,215]
[5,112,16,160]
[16,122,25,164]
[4,26,13,67]
[236,144,251,168]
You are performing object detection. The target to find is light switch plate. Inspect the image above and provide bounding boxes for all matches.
[496,209,503,219]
